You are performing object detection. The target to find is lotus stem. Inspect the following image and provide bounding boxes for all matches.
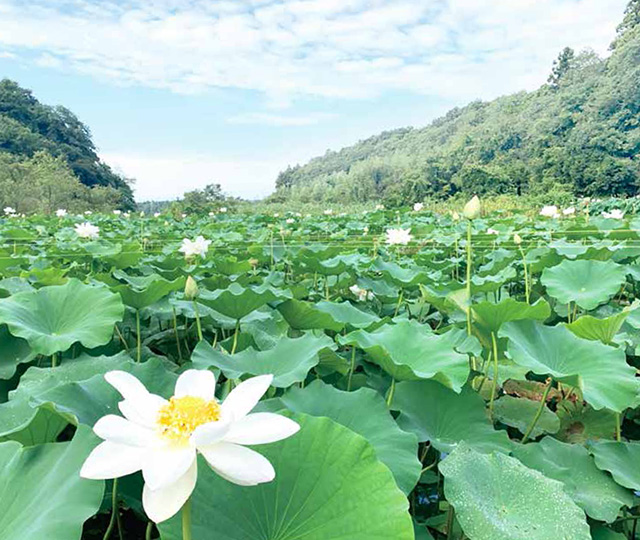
[522,379,553,443]
[231,320,240,354]
[193,301,203,342]
[615,413,622,442]
[518,245,530,304]
[145,521,154,540]
[347,347,356,391]
[488,332,499,417]
[102,478,119,540]
[386,378,396,407]
[394,290,404,318]
[182,497,192,540]
[114,324,129,352]
[51,352,58,368]
[136,309,141,363]
[446,505,455,540]
[466,221,472,336]
[172,307,183,363]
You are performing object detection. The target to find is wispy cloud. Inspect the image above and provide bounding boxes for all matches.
[228,111,337,126]
[0,0,629,104]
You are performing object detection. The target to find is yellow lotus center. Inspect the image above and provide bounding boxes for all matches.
[157,396,220,443]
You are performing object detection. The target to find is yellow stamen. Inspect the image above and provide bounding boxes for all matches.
[157,396,221,444]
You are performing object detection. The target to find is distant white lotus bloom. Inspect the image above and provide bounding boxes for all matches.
[140,211,145,217]
[487,228,499,235]
[179,236,211,259]
[451,211,460,221]
[75,222,100,239]
[350,284,374,302]
[540,205,560,218]
[514,233,523,245]
[323,209,333,215]
[3,207,15,215]
[273,213,280,218]
[56,209,67,217]
[84,211,92,215]
[295,212,302,217]
[81,370,299,523]
[208,212,215,217]
[113,210,122,215]
[375,204,385,211]
[124,212,131,218]
[286,218,295,224]
[363,226,369,236]
[602,209,625,220]
[154,212,161,218]
[385,228,412,246]
[413,203,424,212]
[219,207,228,213]
[563,207,576,216]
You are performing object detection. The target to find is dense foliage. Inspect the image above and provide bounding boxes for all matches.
[0,204,639,539]
[0,79,134,211]
[272,1,640,207]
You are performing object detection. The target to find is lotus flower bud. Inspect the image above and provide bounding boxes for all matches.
[514,233,522,245]
[185,276,199,300]
[462,195,481,220]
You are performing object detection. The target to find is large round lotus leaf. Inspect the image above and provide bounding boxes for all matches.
[0,426,104,540]
[471,298,550,339]
[565,301,639,344]
[113,274,186,310]
[338,321,473,392]
[500,320,639,412]
[0,324,36,379]
[513,437,633,522]
[589,441,640,491]
[192,333,335,387]
[0,279,124,355]
[281,380,421,494]
[159,415,414,540]
[556,402,618,444]
[371,258,429,286]
[199,282,290,320]
[392,380,512,454]
[541,259,627,310]
[278,299,379,331]
[0,398,67,446]
[440,443,591,540]
[493,395,559,438]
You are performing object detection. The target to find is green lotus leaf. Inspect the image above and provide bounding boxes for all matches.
[371,258,430,286]
[159,415,414,540]
[493,395,559,438]
[281,380,421,494]
[113,274,186,310]
[513,437,633,522]
[591,527,626,540]
[0,279,124,355]
[541,259,627,311]
[191,333,335,387]
[0,324,36,379]
[589,440,640,491]
[392,380,512,453]
[0,426,104,540]
[440,443,590,540]
[471,298,551,336]
[199,282,290,320]
[556,401,618,444]
[278,298,379,331]
[565,301,639,344]
[0,398,67,445]
[500,320,639,412]
[338,321,472,392]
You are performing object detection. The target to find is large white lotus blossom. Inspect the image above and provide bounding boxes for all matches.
[3,207,15,215]
[540,205,560,218]
[56,209,67,217]
[385,228,412,246]
[179,236,211,259]
[350,284,374,302]
[602,209,625,220]
[563,207,576,216]
[413,202,424,212]
[75,222,100,239]
[81,370,299,523]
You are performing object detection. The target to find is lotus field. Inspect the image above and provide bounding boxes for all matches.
[2,201,640,540]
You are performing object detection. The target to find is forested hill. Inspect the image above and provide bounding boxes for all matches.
[271,0,640,206]
[0,79,135,209]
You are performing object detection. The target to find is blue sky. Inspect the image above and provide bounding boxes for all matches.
[0,0,630,201]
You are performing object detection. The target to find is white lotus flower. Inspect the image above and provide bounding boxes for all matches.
[56,209,67,217]
[84,210,92,215]
[81,370,299,523]
[113,210,122,215]
[179,236,211,259]
[563,207,575,216]
[208,212,215,217]
[363,226,369,236]
[602,209,625,220]
[540,205,560,218]
[75,222,100,239]
[154,212,161,218]
[487,228,499,235]
[3,207,15,215]
[375,204,385,211]
[286,218,295,224]
[413,203,424,212]
[140,211,145,217]
[350,284,374,302]
[219,207,228,213]
[323,209,333,215]
[385,228,412,246]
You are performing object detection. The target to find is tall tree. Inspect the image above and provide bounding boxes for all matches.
[612,0,640,48]
[547,47,575,87]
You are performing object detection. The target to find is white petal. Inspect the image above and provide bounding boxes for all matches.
[191,419,231,447]
[93,415,155,447]
[142,445,196,490]
[200,442,275,486]
[220,375,273,421]
[105,371,148,401]
[174,369,216,400]
[80,441,146,479]
[119,393,166,428]
[223,413,300,445]
[143,460,197,523]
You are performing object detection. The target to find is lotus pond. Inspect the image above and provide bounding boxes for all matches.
[1,206,640,540]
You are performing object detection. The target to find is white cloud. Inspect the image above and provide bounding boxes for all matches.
[227,111,337,126]
[0,0,629,103]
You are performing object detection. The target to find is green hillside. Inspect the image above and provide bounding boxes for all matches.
[0,79,134,211]
[271,1,640,206]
